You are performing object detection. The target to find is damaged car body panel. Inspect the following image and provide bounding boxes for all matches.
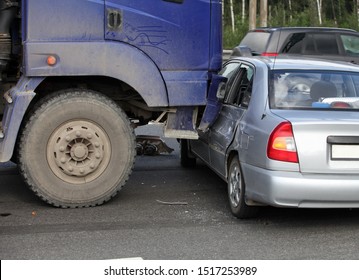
[183,56,359,218]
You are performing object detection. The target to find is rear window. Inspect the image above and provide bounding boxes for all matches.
[240,31,271,54]
[269,70,359,110]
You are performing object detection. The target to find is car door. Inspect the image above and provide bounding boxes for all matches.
[190,61,241,164]
[208,63,254,177]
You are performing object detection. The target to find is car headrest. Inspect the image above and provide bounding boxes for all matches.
[310,80,337,101]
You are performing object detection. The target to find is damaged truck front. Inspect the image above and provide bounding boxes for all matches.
[0,0,222,207]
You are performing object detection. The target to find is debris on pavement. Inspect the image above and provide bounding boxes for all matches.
[136,135,174,156]
[156,200,188,206]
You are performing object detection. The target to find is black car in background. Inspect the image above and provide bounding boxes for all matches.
[234,27,359,64]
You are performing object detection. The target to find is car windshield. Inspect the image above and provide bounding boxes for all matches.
[269,70,359,110]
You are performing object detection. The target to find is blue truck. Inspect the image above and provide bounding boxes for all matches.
[0,0,222,207]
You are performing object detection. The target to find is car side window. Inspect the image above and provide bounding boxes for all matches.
[341,35,359,56]
[282,33,305,54]
[219,61,241,79]
[225,64,254,107]
[304,33,339,55]
[219,61,241,98]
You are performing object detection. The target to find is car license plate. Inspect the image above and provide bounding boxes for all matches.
[331,145,359,160]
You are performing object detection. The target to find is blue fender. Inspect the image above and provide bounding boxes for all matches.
[0,77,44,162]
[24,41,169,107]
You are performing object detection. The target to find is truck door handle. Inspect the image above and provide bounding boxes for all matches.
[107,9,122,30]
[163,0,184,3]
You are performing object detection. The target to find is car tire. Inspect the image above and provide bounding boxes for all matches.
[227,157,258,218]
[180,139,196,168]
[17,89,136,208]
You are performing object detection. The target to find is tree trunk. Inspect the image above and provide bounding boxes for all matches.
[230,0,235,32]
[288,0,293,23]
[331,0,337,26]
[249,0,257,30]
[222,0,224,19]
[260,0,268,27]
[242,0,246,24]
[316,0,323,25]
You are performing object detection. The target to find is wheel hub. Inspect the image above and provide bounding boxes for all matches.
[229,165,241,207]
[71,142,89,161]
[50,121,108,178]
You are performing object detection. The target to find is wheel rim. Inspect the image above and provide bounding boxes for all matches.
[47,120,111,184]
[229,163,241,208]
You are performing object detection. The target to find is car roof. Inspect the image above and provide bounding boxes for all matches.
[229,56,359,72]
[248,27,358,33]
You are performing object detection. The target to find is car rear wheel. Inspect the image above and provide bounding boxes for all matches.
[227,157,258,218]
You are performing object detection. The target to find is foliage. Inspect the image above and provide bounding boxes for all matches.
[223,22,248,50]
[223,0,359,49]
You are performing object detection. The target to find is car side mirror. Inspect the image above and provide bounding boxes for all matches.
[216,81,226,101]
[231,45,253,57]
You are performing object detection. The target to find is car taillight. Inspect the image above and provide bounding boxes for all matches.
[267,122,298,163]
[261,52,278,57]
[331,101,352,108]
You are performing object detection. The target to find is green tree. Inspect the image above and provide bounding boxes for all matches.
[223,0,359,49]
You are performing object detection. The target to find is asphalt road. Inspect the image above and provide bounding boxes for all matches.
[1,125,359,260]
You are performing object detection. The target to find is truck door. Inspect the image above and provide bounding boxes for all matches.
[104,0,211,71]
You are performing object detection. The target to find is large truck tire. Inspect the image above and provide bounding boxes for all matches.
[17,89,136,208]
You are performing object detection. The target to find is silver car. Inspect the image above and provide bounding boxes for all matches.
[181,57,359,218]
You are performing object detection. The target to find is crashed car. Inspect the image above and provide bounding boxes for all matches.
[181,56,359,218]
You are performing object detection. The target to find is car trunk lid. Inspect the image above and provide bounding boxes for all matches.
[272,110,359,174]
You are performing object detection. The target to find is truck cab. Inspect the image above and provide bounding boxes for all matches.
[0,0,222,207]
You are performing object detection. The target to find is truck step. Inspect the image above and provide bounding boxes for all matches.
[164,107,199,140]
[164,128,198,139]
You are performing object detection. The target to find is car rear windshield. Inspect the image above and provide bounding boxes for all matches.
[240,31,271,54]
[269,70,359,110]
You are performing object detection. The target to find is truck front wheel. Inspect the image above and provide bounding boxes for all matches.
[18,89,136,208]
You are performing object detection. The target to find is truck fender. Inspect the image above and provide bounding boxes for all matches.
[0,76,44,162]
[24,41,168,107]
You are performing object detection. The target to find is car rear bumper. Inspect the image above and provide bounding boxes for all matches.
[242,162,359,208]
